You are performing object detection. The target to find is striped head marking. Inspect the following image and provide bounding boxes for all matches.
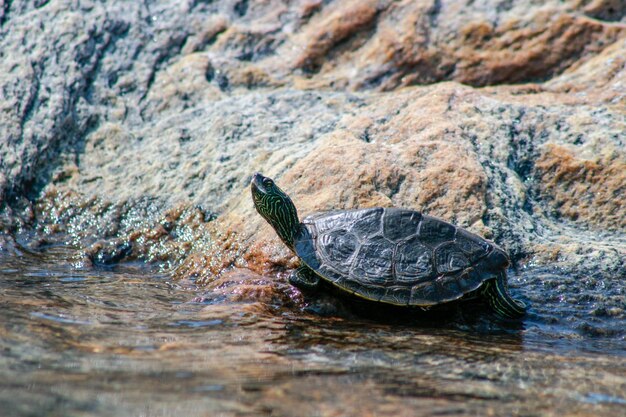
[251,173,299,249]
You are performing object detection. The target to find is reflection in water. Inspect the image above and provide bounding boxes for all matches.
[0,242,624,417]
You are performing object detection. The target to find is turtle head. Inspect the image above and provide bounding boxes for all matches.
[251,173,299,249]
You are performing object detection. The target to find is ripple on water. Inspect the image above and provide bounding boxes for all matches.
[169,319,224,328]
[29,311,93,326]
[577,393,626,406]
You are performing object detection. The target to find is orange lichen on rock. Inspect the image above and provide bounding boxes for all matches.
[273,1,626,90]
[292,0,379,71]
[535,144,626,231]
[454,11,625,86]
[545,36,626,103]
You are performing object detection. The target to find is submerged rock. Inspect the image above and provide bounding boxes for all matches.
[0,1,624,315]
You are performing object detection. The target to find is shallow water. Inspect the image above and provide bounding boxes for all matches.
[0,242,625,417]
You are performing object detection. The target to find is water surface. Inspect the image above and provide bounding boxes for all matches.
[0,242,624,417]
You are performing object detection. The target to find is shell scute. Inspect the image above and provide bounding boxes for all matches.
[382,209,422,242]
[410,281,440,305]
[349,207,384,240]
[294,227,320,270]
[394,236,434,282]
[317,229,358,274]
[307,211,350,234]
[454,228,491,262]
[381,286,412,306]
[434,242,471,274]
[418,216,456,247]
[350,234,394,285]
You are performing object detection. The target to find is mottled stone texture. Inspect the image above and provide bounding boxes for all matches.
[0,1,624,285]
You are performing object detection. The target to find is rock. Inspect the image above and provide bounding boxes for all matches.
[218,82,625,280]
[2,0,625,202]
[18,82,624,283]
[276,0,626,89]
[0,1,624,310]
[535,143,626,231]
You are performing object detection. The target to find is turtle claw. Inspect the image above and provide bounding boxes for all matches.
[289,265,320,292]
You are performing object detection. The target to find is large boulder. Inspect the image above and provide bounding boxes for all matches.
[0,0,624,288]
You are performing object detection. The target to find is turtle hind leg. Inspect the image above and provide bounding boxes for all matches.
[482,272,527,319]
[289,265,321,292]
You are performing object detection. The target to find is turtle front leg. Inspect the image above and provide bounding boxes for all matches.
[289,265,320,292]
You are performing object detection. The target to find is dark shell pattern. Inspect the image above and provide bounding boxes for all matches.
[293,207,504,306]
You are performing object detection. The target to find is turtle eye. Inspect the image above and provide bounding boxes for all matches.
[263,178,273,187]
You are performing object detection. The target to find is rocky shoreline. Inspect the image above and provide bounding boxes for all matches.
[1,0,624,287]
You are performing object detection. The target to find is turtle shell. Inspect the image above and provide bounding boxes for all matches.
[293,207,508,306]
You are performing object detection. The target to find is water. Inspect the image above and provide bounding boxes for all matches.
[1,242,625,417]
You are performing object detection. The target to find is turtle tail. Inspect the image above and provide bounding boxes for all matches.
[482,272,527,319]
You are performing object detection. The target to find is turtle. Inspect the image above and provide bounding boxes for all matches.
[250,173,527,318]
